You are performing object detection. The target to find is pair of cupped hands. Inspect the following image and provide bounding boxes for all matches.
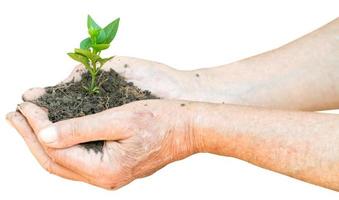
[7,56,205,189]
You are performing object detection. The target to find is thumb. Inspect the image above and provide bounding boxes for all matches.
[18,102,130,148]
[40,112,129,148]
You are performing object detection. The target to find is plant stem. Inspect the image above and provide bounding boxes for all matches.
[90,71,96,93]
[86,48,102,94]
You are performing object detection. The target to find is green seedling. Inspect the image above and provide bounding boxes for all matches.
[68,15,120,94]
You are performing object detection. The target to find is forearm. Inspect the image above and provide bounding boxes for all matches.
[185,18,339,110]
[190,102,339,191]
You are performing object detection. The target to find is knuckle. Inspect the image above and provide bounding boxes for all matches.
[106,184,118,191]
[100,184,116,190]
[70,120,79,139]
[61,119,81,142]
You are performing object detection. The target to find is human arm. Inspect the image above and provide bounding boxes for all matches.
[182,18,339,110]
[6,17,339,191]
[193,101,339,191]
[87,17,339,110]
[22,18,339,111]
[8,99,339,191]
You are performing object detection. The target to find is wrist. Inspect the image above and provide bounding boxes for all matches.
[190,102,237,156]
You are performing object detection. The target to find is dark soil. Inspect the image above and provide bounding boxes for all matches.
[32,69,158,153]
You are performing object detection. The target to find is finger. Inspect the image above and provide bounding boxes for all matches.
[18,102,131,148]
[17,102,52,134]
[21,65,86,102]
[48,146,101,177]
[22,87,46,102]
[48,145,122,189]
[6,112,88,182]
[60,64,86,84]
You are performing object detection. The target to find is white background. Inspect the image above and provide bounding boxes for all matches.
[0,0,338,199]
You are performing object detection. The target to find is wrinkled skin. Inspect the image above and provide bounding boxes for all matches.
[6,56,199,189]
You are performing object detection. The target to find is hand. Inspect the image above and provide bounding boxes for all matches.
[7,56,199,189]
[22,56,195,102]
[7,100,198,189]
[102,56,195,99]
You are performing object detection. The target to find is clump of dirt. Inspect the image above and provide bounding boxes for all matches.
[33,69,158,153]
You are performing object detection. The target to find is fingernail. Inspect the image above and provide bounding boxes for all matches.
[39,126,57,144]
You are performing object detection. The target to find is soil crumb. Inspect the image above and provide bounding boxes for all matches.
[33,69,158,153]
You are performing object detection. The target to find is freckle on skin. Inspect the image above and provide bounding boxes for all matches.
[124,64,129,68]
[180,103,186,107]
[195,73,200,77]
[144,104,148,106]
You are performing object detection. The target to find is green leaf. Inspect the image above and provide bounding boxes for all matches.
[80,38,91,49]
[98,56,114,67]
[74,48,100,62]
[103,18,120,44]
[87,15,101,37]
[82,85,89,91]
[92,86,100,93]
[83,85,99,94]
[96,29,107,44]
[92,43,110,51]
[87,15,101,31]
[67,53,91,70]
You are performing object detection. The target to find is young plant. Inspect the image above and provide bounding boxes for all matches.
[68,15,120,94]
